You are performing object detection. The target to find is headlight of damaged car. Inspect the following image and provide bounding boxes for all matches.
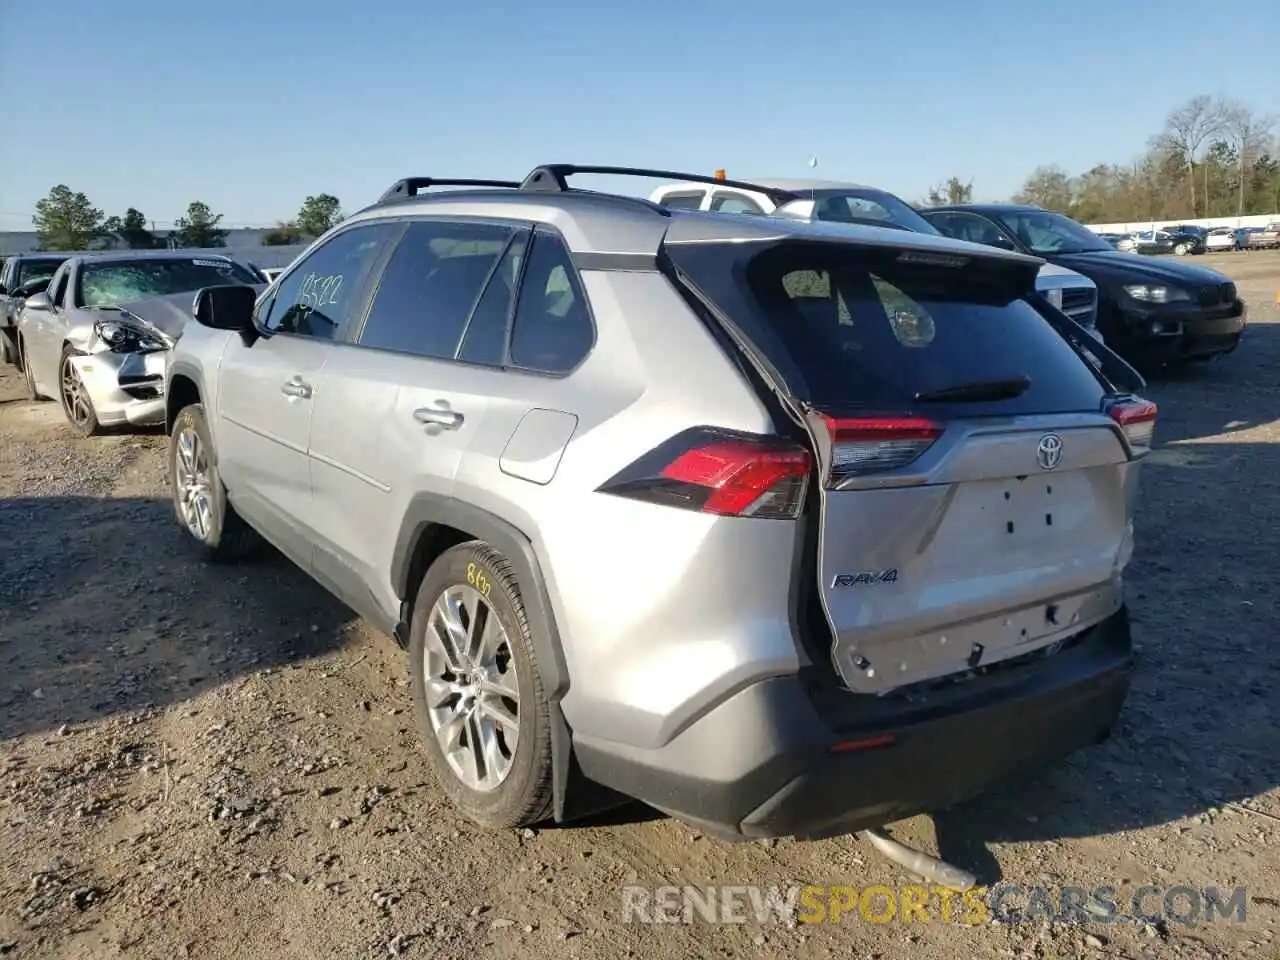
[94,318,168,353]
[1123,284,1190,304]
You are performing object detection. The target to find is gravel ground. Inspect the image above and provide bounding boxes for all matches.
[0,252,1277,960]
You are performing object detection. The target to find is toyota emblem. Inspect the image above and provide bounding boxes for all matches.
[1036,433,1064,471]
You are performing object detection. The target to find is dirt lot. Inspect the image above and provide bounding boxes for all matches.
[1,252,1278,960]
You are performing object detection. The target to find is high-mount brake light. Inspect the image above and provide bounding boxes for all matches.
[1106,397,1158,456]
[821,414,943,481]
[597,429,811,519]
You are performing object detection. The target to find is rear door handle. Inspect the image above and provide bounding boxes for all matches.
[414,406,464,429]
[281,377,312,399]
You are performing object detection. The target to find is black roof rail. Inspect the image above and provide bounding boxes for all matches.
[518,165,798,204]
[377,177,523,204]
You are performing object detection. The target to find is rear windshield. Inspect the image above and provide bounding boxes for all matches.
[812,191,940,234]
[668,239,1107,416]
[77,258,259,307]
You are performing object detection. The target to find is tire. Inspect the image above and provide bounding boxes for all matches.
[0,330,15,366]
[168,403,259,562]
[58,346,101,437]
[18,336,45,401]
[409,541,554,829]
[1174,242,1190,256]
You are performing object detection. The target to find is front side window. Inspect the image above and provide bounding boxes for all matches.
[49,265,70,308]
[923,212,1011,248]
[507,231,594,374]
[263,223,396,340]
[357,220,515,359]
[77,257,258,308]
[990,210,1112,256]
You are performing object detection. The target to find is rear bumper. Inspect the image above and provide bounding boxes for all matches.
[574,608,1133,840]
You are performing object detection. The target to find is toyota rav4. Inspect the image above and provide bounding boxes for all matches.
[164,165,1156,841]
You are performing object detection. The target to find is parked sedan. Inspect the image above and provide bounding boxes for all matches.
[0,253,70,365]
[1205,227,1241,252]
[1125,229,1205,256]
[919,204,1246,369]
[16,252,261,436]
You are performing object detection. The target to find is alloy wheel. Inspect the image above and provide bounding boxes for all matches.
[173,425,214,540]
[60,357,93,427]
[423,585,520,792]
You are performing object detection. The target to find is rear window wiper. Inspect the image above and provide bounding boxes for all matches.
[913,375,1031,403]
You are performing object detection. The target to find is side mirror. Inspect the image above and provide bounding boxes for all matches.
[193,284,259,345]
[988,235,1018,251]
[23,292,52,312]
[17,278,51,298]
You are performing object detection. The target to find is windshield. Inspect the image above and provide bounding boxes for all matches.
[76,258,258,308]
[812,191,941,235]
[990,210,1112,255]
[16,258,67,288]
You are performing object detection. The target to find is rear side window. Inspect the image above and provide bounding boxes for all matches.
[710,193,766,215]
[667,239,1106,416]
[507,232,594,374]
[457,231,530,366]
[359,220,514,359]
[657,193,704,211]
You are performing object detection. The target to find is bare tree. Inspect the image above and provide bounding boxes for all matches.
[1221,101,1275,216]
[1153,95,1227,216]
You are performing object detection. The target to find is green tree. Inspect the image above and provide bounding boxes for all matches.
[1012,165,1076,213]
[32,185,107,251]
[296,194,343,237]
[172,201,228,248]
[922,177,973,206]
[261,221,304,246]
[103,207,157,249]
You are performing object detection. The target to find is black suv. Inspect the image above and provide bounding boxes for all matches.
[920,205,1245,369]
[0,253,70,365]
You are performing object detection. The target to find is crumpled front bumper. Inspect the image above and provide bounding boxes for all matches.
[67,349,167,427]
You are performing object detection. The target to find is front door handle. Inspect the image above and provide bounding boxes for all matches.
[414,405,464,429]
[281,377,312,399]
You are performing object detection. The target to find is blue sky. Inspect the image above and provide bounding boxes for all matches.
[1,0,1277,230]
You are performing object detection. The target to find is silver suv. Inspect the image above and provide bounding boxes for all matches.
[165,165,1157,841]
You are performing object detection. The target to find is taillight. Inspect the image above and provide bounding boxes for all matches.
[821,415,942,482]
[1106,397,1158,455]
[597,428,811,519]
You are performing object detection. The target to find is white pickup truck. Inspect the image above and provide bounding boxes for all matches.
[648,177,1103,340]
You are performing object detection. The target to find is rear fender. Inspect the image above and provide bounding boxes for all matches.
[391,496,622,821]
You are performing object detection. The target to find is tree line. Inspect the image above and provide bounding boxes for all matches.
[29,190,344,252]
[26,95,1280,250]
[923,96,1279,224]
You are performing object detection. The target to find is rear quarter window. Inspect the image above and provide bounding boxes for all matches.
[669,239,1107,416]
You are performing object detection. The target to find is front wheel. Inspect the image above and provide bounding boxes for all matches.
[19,336,45,401]
[1174,242,1190,256]
[169,403,259,562]
[59,347,100,437]
[409,542,554,828]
